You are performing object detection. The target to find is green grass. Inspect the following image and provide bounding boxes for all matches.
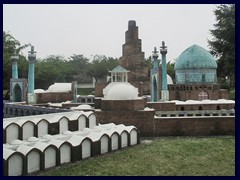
[77,88,94,95]
[35,136,235,176]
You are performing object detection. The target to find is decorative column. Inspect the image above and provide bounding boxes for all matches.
[150,47,159,102]
[160,41,169,101]
[11,50,19,79]
[27,46,37,104]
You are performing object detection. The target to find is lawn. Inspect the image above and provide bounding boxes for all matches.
[35,136,235,176]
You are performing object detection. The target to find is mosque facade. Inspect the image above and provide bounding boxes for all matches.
[168,44,228,101]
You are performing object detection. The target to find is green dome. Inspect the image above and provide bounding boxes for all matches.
[175,44,217,70]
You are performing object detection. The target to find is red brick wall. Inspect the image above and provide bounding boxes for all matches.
[176,103,235,111]
[101,99,145,111]
[154,117,235,136]
[95,82,108,97]
[220,89,229,99]
[146,102,176,111]
[35,92,73,103]
[95,110,155,136]
[96,110,235,137]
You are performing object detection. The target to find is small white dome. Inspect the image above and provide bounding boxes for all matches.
[34,89,45,93]
[27,137,39,142]
[47,83,72,93]
[62,131,73,135]
[104,82,139,100]
[77,104,92,109]
[10,139,23,145]
[42,134,53,139]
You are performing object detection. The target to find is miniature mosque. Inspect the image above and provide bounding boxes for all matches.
[3,20,235,176]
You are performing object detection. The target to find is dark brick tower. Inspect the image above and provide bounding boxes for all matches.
[119,20,150,95]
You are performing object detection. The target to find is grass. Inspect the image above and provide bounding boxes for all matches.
[35,136,235,176]
[77,88,94,95]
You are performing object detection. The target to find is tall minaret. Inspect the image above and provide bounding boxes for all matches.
[27,46,37,104]
[160,41,169,101]
[150,47,160,102]
[11,50,19,79]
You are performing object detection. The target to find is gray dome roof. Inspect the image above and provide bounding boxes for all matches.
[175,44,217,70]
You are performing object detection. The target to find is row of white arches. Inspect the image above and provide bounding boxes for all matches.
[3,111,97,143]
[3,123,139,176]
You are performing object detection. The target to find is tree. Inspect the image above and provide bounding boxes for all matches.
[208,4,235,86]
[87,55,119,82]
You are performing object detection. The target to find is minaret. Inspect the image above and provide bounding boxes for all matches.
[27,46,37,104]
[11,50,19,79]
[160,41,169,101]
[151,47,160,102]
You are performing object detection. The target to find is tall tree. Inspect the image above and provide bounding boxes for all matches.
[208,4,235,86]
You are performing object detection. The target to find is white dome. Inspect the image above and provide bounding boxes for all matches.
[27,137,39,142]
[47,83,72,93]
[77,104,92,109]
[104,82,139,100]
[34,89,45,93]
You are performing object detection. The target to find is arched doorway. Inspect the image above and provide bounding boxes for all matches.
[13,84,22,102]
[153,76,158,102]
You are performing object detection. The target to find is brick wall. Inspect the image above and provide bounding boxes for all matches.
[154,117,235,136]
[95,110,155,136]
[96,110,235,137]
[101,99,145,111]
[35,92,73,103]
[176,103,235,111]
[95,82,108,97]
[146,102,176,111]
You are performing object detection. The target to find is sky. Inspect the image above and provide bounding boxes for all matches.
[3,4,217,62]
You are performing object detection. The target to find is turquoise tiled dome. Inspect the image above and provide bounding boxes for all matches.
[174,45,217,70]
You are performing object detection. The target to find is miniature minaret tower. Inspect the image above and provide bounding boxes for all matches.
[27,46,37,104]
[11,50,19,79]
[160,41,169,101]
[150,47,160,102]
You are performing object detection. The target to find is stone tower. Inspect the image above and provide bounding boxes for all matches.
[119,20,150,95]
[150,47,160,102]
[27,46,37,104]
[160,41,169,101]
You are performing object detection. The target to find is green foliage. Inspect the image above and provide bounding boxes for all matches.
[35,136,235,176]
[87,55,119,82]
[208,4,235,87]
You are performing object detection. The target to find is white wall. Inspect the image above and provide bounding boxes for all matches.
[121,132,128,148]
[6,124,19,143]
[38,120,48,137]
[111,133,119,150]
[100,135,108,154]
[60,144,71,164]
[8,154,23,176]
[82,139,91,159]
[27,151,40,173]
[44,147,56,169]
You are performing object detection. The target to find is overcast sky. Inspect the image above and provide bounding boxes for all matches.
[3,4,217,62]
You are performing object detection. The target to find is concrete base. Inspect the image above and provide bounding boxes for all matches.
[161,90,169,101]
[27,93,36,105]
